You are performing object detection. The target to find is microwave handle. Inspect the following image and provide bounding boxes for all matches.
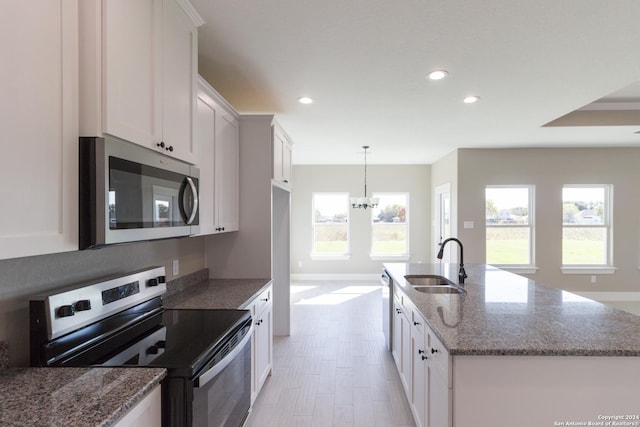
[179,177,199,225]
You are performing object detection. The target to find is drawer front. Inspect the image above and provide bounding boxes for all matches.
[254,286,272,316]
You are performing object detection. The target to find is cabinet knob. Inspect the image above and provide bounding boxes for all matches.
[418,349,425,354]
[261,298,269,302]
[157,141,165,148]
[413,321,420,326]
[421,355,428,361]
[167,145,174,152]
[395,308,401,314]
[431,348,439,354]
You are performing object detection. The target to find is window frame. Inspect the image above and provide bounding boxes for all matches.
[370,192,410,261]
[561,184,615,274]
[485,185,536,273]
[311,192,351,260]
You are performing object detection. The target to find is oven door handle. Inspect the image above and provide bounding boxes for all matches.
[194,322,254,388]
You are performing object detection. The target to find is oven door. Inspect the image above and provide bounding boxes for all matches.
[191,322,253,427]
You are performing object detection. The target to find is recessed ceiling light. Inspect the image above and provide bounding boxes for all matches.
[463,95,480,104]
[297,96,313,104]
[427,70,448,80]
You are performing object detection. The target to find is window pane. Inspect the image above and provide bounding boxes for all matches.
[313,194,348,255]
[562,187,605,225]
[562,227,607,265]
[486,227,530,265]
[486,187,529,225]
[371,194,408,255]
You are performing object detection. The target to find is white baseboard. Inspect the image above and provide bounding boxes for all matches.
[574,291,640,301]
[291,273,381,282]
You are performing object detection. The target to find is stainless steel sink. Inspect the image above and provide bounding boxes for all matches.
[412,285,465,294]
[404,275,466,294]
[404,275,455,287]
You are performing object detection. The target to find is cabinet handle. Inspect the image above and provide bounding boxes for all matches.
[431,348,439,354]
[283,180,288,183]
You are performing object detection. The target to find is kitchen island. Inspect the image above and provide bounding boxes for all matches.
[385,262,640,427]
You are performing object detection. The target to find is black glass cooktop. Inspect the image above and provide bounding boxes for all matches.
[48,300,251,378]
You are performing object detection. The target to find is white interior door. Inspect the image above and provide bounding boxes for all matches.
[434,183,452,262]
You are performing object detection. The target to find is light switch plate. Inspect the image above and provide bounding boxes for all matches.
[463,221,474,229]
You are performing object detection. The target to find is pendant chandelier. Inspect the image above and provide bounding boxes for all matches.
[351,146,379,209]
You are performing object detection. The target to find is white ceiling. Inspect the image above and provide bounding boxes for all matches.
[191,0,640,165]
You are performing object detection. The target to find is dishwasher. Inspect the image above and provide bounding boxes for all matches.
[381,269,393,351]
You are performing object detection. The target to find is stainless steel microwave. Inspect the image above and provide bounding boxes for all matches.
[79,136,199,249]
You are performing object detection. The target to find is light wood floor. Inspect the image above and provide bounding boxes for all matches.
[245,281,415,427]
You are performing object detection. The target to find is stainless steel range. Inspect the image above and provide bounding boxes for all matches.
[30,267,253,427]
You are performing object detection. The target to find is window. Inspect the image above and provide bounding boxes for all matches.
[371,193,409,259]
[562,185,612,267]
[485,186,534,267]
[312,193,349,258]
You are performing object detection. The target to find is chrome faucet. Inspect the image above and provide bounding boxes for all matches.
[437,238,468,284]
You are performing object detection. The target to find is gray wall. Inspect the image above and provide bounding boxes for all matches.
[451,147,640,292]
[0,237,206,366]
[291,164,431,276]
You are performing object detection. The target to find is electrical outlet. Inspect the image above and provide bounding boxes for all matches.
[172,259,179,276]
[591,275,597,284]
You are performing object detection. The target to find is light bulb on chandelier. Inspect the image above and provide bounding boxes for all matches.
[350,146,379,209]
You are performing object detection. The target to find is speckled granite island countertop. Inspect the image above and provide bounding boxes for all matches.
[384,262,640,356]
[164,278,272,310]
[0,367,165,427]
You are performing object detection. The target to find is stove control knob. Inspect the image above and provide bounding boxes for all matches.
[74,300,91,311]
[157,275,166,284]
[57,305,75,318]
[147,278,158,287]
[156,340,167,349]
[146,345,159,355]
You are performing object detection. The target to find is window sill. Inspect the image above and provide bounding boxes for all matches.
[310,254,351,261]
[491,266,539,275]
[370,254,411,261]
[561,266,616,275]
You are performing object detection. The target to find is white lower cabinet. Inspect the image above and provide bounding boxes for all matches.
[249,284,273,404]
[113,384,162,427]
[393,286,451,427]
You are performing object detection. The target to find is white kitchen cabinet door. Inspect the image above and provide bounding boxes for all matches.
[113,385,162,427]
[250,285,273,404]
[411,323,428,427]
[0,0,78,260]
[195,78,239,235]
[161,0,198,163]
[272,124,293,188]
[196,95,216,235]
[392,298,403,371]
[102,0,163,148]
[81,0,201,162]
[214,112,239,232]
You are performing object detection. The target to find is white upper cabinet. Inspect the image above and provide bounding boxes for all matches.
[272,123,293,188]
[161,0,198,163]
[0,0,79,260]
[196,78,239,235]
[80,0,202,163]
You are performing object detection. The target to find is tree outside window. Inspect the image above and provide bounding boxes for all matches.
[485,186,534,266]
[562,185,611,266]
[371,194,408,257]
[312,193,349,257]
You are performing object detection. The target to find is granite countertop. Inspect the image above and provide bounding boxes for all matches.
[164,278,272,310]
[384,262,640,357]
[0,367,166,427]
